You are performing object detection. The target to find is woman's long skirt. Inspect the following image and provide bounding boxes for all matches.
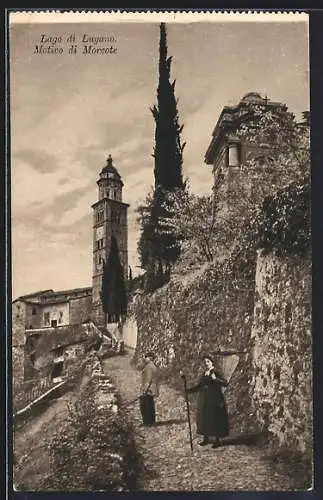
[196,390,229,437]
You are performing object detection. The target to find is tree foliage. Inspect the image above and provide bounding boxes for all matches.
[258,181,310,256]
[137,23,186,289]
[151,22,185,191]
[100,236,127,323]
[158,103,310,274]
[234,102,310,255]
[136,190,170,291]
[158,187,217,264]
[45,372,144,491]
[237,103,309,176]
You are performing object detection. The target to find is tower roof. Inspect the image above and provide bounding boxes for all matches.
[99,154,122,181]
[241,92,264,103]
[204,93,288,165]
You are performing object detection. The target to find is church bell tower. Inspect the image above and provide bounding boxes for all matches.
[91,155,129,326]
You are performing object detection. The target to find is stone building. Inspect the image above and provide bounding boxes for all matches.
[12,287,92,387]
[24,323,102,382]
[91,155,129,325]
[12,155,129,385]
[12,287,92,330]
[204,92,295,214]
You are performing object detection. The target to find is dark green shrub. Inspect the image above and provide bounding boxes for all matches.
[258,181,310,256]
[44,375,143,491]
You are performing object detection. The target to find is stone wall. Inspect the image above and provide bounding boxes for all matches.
[91,275,105,326]
[31,338,88,380]
[25,303,42,330]
[12,301,26,346]
[133,255,258,435]
[12,301,26,388]
[63,343,88,378]
[121,316,137,349]
[23,323,101,381]
[69,295,92,325]
[12,347,24,390]
[250,250,312,455]
[216,163,296,227]
[133,247,312,456]
[34,349,56,378]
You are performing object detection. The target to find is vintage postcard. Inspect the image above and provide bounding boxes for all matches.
[9,10,312,492]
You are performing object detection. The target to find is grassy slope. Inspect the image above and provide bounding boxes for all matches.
[14,376,89,490]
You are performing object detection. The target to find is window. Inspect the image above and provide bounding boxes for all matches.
[51,361,64,379]
[44,312,50,325]
[51,320,58,327]
[98,255,102,265]
[97,210,104,222]
[58,311,63,324]
[227,142,241,167]
[97,238,104,250]
[55,346,64,356]
[32,307,37,315]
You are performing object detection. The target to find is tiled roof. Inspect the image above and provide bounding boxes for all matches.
[13,289,54,303]
[14,287,92,304]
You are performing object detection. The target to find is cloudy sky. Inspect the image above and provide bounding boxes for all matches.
[10,14,309,299]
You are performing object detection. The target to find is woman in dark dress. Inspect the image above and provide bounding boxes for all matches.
[187,355,229,448]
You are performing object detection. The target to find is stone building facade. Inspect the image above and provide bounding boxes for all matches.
[12,287,92,384]
[204,92,295,216]
[12,287,92,330]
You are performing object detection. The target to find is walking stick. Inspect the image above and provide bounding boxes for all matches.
[180,370,194,455]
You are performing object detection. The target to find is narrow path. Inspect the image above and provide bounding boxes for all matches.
[103,352,293,491]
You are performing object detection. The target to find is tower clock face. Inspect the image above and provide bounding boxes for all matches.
[96,225,104,239]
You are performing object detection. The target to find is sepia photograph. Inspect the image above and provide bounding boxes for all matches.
[9,10,312,492]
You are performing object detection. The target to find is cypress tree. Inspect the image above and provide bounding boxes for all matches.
[100,236,127,324]
[138,22,186,285]
[151,22,185,191]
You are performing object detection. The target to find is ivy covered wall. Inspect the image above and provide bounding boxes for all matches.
[133,252,259,436]
[132,246,312,457]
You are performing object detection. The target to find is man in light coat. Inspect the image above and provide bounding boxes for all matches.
[139,352,160,426]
